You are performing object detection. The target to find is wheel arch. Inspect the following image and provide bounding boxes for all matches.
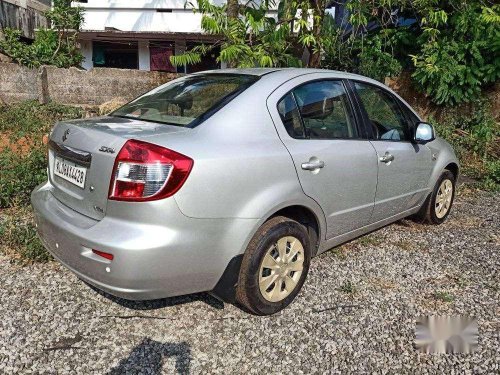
[445,162,459,180]
[211,201,325,304]
[269,205,321,257]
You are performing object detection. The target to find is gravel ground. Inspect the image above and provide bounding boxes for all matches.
[1,188,499,374]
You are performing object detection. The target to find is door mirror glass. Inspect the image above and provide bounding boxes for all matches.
[414,122,435,143]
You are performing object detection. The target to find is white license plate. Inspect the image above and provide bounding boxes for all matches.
[54,156,87,189]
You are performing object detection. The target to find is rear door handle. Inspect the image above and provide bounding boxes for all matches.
[379,153,394,163]
[301,160,325,171]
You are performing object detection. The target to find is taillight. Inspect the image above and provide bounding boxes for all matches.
[109,139,193,201]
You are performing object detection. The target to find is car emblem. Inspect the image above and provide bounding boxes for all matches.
[62,129,70,142]
[99,146,115,154]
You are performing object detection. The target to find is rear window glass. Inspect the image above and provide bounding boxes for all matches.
[112,74,258,127]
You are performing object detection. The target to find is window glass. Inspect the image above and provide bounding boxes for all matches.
[277,93,305,138]
[400,102,420,126]
[112,74,258,127]
[293,81,357,139]
[354,82,409,141]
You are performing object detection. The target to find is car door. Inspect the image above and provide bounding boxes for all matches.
[267,75,378,239]
[351,80,433,222]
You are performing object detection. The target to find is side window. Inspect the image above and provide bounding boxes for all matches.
[399,101,420,126]
[354,82,410,141]
[277,93,305,138]
[277,80,358,140]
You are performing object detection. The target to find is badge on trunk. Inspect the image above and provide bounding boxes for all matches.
[62,129,70,142]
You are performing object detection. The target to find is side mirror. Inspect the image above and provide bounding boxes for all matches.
[414,122,435,144]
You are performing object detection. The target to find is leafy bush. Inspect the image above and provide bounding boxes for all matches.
[411,3,500,105]
[0,101,83,207]
[0,100,83,137]
[432,99,499,190]
[358,35,402,82]
[0,0,84,68]
[0,101,84,262]
[0,147,47,208]
[0,207,51,263]
[321,1,500,104]
[483,160,500,191]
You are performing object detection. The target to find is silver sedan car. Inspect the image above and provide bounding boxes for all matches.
[32,69,459,315]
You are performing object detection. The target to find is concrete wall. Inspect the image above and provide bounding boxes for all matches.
[0,62,179,106]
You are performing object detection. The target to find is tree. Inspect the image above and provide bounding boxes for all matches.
[0,0,84,68]
[171,0,332,69]
[171,0,302,68]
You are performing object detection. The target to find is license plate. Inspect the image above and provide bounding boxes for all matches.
[54,156,87,189]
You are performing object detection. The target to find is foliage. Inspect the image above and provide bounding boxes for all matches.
[176,0,499,105]
[358,34,402,82]
[0,148,47,208]
[0,101,83,207]
[325,0,500,104]
[0,0,84,68]
[0,207,51,263]
[0,100,83,137]
[483,160,500,191]
[0,100,83,262]
[171,0,301,68]
[411,2,500,105]
[432,99,499,190]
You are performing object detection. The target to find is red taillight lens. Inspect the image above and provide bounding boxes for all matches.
[92,249,114,260]
[109,139,194,201]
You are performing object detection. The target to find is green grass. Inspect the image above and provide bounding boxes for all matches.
[356,235,383,247]
[433,291,455,303]
[0,100,82,262]
[0,207,51,263]
[0,100,83,137]
[432,99,499,191]
[338,280,358,295]
[0,101,84,209]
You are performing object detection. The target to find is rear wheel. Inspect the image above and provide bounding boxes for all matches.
[236,216,311,315]
[414,170,456,224]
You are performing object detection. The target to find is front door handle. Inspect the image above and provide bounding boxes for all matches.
[301,160,325,171]
[379,153,394,163]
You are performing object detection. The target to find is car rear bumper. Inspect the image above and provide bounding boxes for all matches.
[31,181,258,300]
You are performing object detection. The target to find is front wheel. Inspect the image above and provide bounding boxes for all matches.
[236,216,311,315]
[415,170,456,224]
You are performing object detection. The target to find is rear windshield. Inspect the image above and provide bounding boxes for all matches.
[111,74,258,127]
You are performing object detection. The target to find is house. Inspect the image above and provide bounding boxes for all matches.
[0,0,51,41]
[73,0,279,73]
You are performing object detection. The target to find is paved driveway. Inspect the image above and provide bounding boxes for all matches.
[0,190,498,374]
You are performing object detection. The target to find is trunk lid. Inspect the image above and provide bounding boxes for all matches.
[48,116,188,220]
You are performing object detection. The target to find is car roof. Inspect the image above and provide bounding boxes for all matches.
[197,67,373,81]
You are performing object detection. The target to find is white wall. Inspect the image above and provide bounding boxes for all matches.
[80,10,204,33]
[72,1,277,33]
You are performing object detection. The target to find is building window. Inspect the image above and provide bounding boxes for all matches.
[149,41,176,72]
[92,41,139,69]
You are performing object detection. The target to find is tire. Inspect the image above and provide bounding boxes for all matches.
[236,216,311,315]
[414,170,456,225]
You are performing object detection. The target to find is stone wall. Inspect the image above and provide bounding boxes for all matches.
[0,62,179,106]
[0,62,39,104]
